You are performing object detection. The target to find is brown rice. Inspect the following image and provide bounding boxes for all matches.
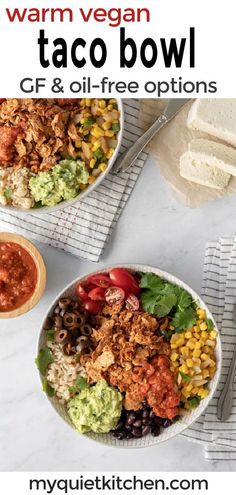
[46,341,87,404]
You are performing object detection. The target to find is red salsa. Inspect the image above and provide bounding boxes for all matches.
[0,242,38,312]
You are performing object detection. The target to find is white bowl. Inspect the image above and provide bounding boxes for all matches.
[0,99,124,215]
[37,264,222,448]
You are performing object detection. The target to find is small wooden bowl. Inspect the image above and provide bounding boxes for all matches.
[0,232,46,319]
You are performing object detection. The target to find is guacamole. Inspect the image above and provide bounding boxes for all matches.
[29,159,89,207]
[67,380,122,434]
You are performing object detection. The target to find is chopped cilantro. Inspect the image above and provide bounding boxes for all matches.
[206,318,214,330]
[93,149,104,161]
[187,396,201,409]
[83,117,96,128]
[112,123,120,133]
[42,379,55,397]
[35,348,53,375]
[46,329,55,342]
[172,307,197,332]
[179,371,190,382]
[69,375,88,394]
[112,103,118,110]
[140,273,197,330]
[3,187,12,200]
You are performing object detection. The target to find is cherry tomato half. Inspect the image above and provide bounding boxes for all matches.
[87,273,111,288]
[88,287,106,301]
[109,268,140,295]
[76,283,90,302]
[105,286,125,305]
[125,293,140,311]
[84,299,103,314]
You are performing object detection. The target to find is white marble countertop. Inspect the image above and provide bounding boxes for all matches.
[1,155,236,472]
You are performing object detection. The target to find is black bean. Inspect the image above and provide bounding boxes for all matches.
[124,424,132,432]
[149,411,155,419]
[151,425,160,437]
[163,419,172,428]
[133,420,142,428]
[131,427,142,438]
[126,432,134,439]
[142,417,150,426]
[114,421,123,431]
[154,416,164,426]
[142,426,151,436]
[126,412,136,425]
[142,409,149,419]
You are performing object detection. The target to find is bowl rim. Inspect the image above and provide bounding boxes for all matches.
[36,263,222,448]
[0,99,124,216]
[0,232,46,319]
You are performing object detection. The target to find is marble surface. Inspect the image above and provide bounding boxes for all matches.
[1,155,236,472]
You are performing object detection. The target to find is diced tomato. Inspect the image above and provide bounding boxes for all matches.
[87,273,111,288]
[125,293,140,311]
[109,268,140,295]
[84,299,103,315]
[76,283,90,302]
[88,287,106,301]
[143,363,155,376]
[105,286,125,305]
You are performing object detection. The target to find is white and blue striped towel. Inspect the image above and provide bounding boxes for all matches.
[182,237,236,461]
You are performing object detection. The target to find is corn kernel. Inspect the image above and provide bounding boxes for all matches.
[200,322,207,331]
[185,331,192,339]
[197,309,206,319]
[186,341,195,350]
[186,383,193,392]
[186,359,194,368]
[102,121,112,130]
[201,353,208,361]
[107,104,113,110]
[171,343,178,350]
[182,389,191,398]
[176,338,185,347]
[85,98,91,106]
[201,331,208,340]
[170,325,175,330]
[179,364,188,374]
[171,353,179,362]
[198,388,209,399]
[79,183,87,190]
[106,148,114,159]
[189,337,197,344]
[89,158,96,168]
[193,349,201,358]
[192,387,199,395]
[92,140,101,152]
[202,369,210,378]
[91,127,105,138]
[99,163,107,172]
[98,100,106,109]
[193,325,200,332]
[88,176,96,184]
[203,345,210,353]
[210,330,217,339]
[105,130,115,138]
[180,346,189,357]
[80,117,86,125]
[194,341,202,350]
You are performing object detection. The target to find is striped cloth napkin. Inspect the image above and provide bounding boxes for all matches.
[0,100,148,262]
[182,237,236,461]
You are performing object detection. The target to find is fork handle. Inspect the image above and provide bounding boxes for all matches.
[217,344,236,421]
[113,113,168,173]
